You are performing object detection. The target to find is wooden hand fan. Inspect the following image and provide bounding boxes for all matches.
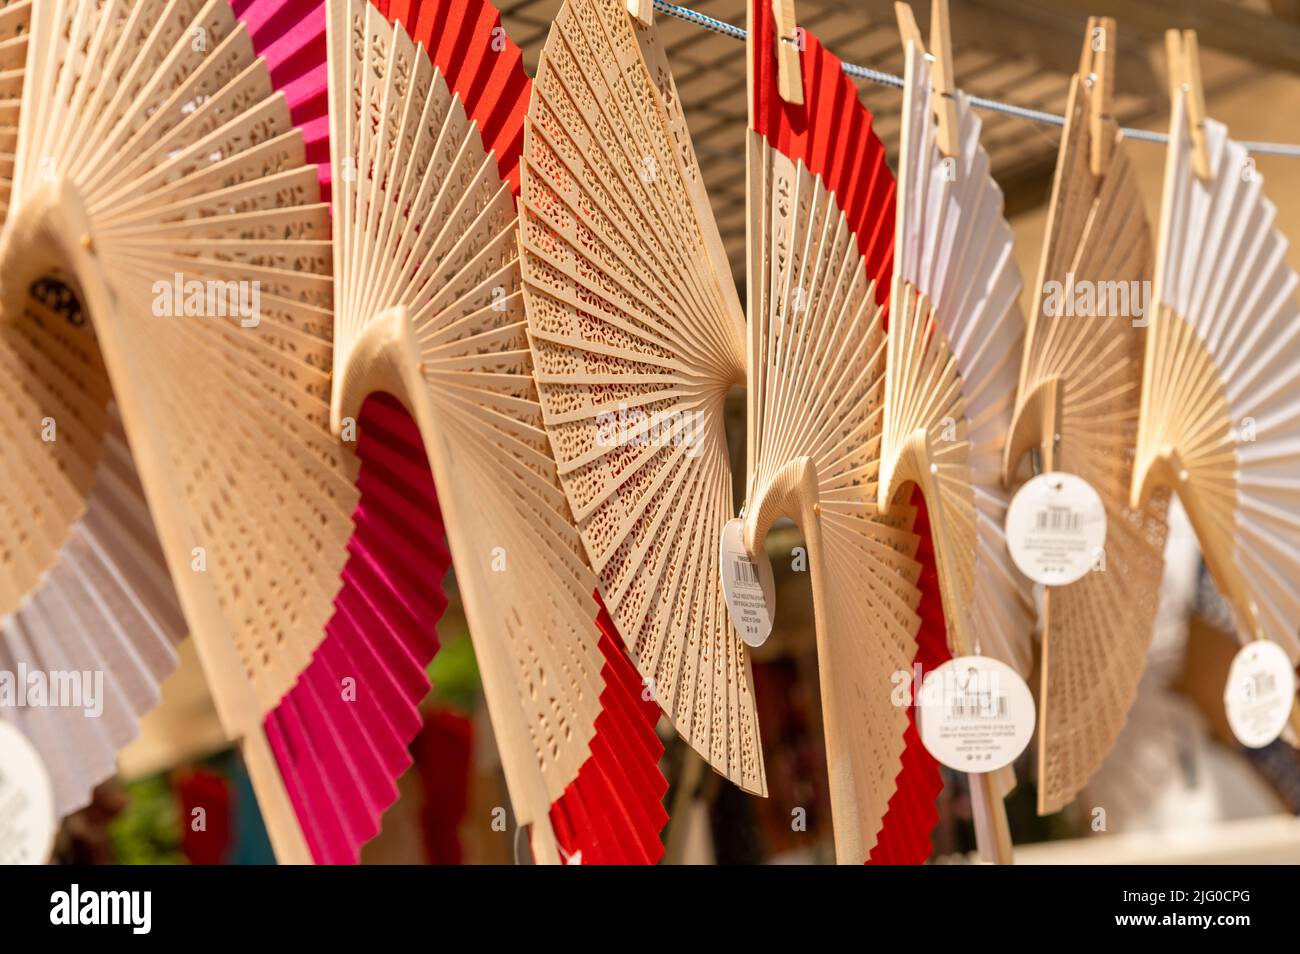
[748,0,942,864]
[1002,19,1169,815]
[316,0,666,865]
[520,0,931,862]
[0,0,184,820]
[0,0,372,862]
[1082,502,1202,831]
[1132,30,1300,737]
[879,1,1035,862]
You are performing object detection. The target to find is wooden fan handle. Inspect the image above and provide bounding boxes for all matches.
[969,769,1014,864]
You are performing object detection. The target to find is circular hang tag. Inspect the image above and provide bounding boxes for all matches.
[1224,641,1297,749]
[719,517,776,648]
[918,655,1036,772]
[0,721,55,865]
[1005,471,1107,586]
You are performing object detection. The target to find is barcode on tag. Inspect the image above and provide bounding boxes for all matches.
[733,559,760,586]
[1249,672,1276,697]
[1034,506,1080,532]
[947,692,1008,720]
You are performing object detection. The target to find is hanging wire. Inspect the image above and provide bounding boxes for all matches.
[651,0,1300,159]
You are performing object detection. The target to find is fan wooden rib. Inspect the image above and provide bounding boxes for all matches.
[1004,33,1169,815]
[519,0,762,795]
[1,0,354,861]
[325,0,666,864]
[1133,77,1300,721]
[0,0,29,224]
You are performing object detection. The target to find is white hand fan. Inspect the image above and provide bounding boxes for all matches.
[879,1,1035,861]
[0,407,186,819]
[1132,30,1300,738]
[519,0,927,861]
[1002,19,1169,815]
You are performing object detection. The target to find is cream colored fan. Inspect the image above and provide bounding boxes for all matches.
[2,0,349,861]
[1002,19,1169,815]
[519,0,926,861]
[326,0,612,865]
[1132,30,1300,739]
[520,0,758,796]
[878,2,1035,862]
[0,0,190,823]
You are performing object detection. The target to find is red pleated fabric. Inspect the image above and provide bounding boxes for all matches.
[749,0,945,864]
[375,0,529,192]
[548,597,668,864]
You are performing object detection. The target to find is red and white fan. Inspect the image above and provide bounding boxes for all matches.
[878,1,1035,862]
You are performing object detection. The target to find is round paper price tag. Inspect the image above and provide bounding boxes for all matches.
[1224,640,1296,749]
[1005,471,1106,586]
[719,517,776,648]
[917,655,1036,772]
[0,721,55,865]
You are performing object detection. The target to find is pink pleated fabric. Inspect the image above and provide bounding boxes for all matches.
[232,0,331,190]
[265,393,451,863]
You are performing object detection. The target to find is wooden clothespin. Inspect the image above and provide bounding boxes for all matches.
[1166,29,1210,180]
[627,0,653,28]
[771,0,804,105]
[928,0,959,157]
[1078,17,1115,177]
[895,0,959,157]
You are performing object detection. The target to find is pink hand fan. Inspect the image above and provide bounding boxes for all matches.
[297,0,666,864]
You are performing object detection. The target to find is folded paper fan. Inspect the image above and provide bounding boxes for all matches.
[878,4,1035,861]
[1003,20,1169,815]
[321,0,665,865]
[380,5,668,865]
[0,0,367,862]
[0,406,187,818]
[520,0,930,862]
[1132,31,1300,730]
[748,0,939,864]
[0,0,337,827]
